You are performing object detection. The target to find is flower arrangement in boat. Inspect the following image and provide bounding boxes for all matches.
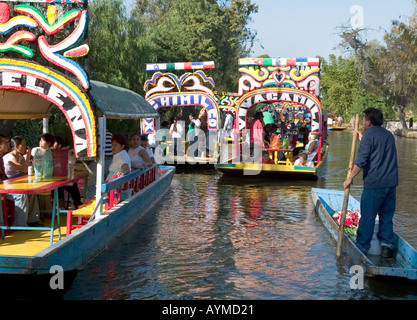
[332,209,361,238]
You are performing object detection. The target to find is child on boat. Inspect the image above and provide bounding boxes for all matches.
[294,152,314,167]
[260,150,275,164]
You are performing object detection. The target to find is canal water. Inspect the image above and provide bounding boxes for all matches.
[63,130,417,300]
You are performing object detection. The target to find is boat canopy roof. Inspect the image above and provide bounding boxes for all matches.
[90,80,159,120]
[0,90,52,119]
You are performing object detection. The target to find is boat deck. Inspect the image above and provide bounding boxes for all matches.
[0,219,68,257]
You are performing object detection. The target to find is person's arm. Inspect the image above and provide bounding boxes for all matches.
[306,140,318,155]
[139,149,153,167]
[117,163,130,176]
[8,152,30,173]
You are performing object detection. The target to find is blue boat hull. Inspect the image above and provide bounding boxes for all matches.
[311,188,417,280]
[0,167,175,275]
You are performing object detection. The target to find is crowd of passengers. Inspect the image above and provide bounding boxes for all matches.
[248,110,320,166]
[0,132,155,227]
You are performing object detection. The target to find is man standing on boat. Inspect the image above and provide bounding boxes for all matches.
[343,107,398,259]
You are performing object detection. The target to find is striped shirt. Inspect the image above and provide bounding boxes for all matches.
[105,130,113,157]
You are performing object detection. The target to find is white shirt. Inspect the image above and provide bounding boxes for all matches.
[305,139,318,162]
[170,123,183,138]
[294,158,314,167]
[128,146,146,168]
[108,150,131,178]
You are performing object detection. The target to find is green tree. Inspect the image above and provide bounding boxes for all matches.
[319,54,361,120]
[131,0,258,91]
[88,0,155,93]
[336,1,417,129]
[378,12,417,129]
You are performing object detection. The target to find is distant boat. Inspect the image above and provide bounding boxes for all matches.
[215,58,329,179]
[327,113,347,131]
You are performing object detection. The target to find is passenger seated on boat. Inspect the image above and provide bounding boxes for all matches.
[260,150,275,164]
[293,152,314,167]
[128,133,152,169]
[53,136,83,209]
[292,127,309,157]
[3,136,41,226]
[140,134,156,164]
[263,123,273,148]
[109,134,132,201]
[108,134,131,179]
[293,133,318,163]
[269,124,281,148]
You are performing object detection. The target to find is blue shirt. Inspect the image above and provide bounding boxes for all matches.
[354,125,398,189]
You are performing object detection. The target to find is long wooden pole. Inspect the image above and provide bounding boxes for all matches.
[336,114,360,258]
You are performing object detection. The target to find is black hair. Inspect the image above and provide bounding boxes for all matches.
[254,111,263,120]
[41,133,55,147]
[363,107,383,126]
[54,136,64,146]
[112,133,127,149]
[10,135,26,149]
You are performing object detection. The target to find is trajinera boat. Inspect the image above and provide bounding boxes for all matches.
[143,61,222,166]
[215,58,329,179]
[327,113,347,131]
[311,188,417,280]
[0,0,174,275]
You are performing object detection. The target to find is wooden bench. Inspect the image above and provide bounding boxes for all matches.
[66,199,97,236]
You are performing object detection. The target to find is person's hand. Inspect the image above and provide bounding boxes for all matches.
[343,177,353,190]
[116,171,124,177]
[354,129,362,141]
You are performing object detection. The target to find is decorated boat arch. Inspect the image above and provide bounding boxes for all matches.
[215,57,328,178]
[0,0,95,158]
[144,61,222,164]
[0,0,175,275]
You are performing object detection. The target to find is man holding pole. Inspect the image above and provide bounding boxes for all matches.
[343,107,398,259]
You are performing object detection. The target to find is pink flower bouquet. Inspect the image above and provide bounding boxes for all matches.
[332,209,361,238]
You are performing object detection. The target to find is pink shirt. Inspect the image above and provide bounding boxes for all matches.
[249,119,263,145]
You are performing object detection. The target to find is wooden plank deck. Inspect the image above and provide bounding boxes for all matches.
[0,219,68,257]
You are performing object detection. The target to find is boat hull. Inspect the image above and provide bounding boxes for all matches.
[0,167,175,275]
[311,188,417,280]
[215,146,328,179]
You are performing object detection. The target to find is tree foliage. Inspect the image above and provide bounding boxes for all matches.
[331,2,417,128]
[88,0,257,94]
[320,54,361,119]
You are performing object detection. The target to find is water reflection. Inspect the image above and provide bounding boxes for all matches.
[64,130,417,300]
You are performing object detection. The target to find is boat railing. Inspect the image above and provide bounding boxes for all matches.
[101,164,159,211]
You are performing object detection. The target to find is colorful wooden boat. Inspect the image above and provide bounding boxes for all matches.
[215,58,328,179]
[143,61,222,166]
[311,188,417,280]
[0,1,175,274]
[327,114,347,131]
